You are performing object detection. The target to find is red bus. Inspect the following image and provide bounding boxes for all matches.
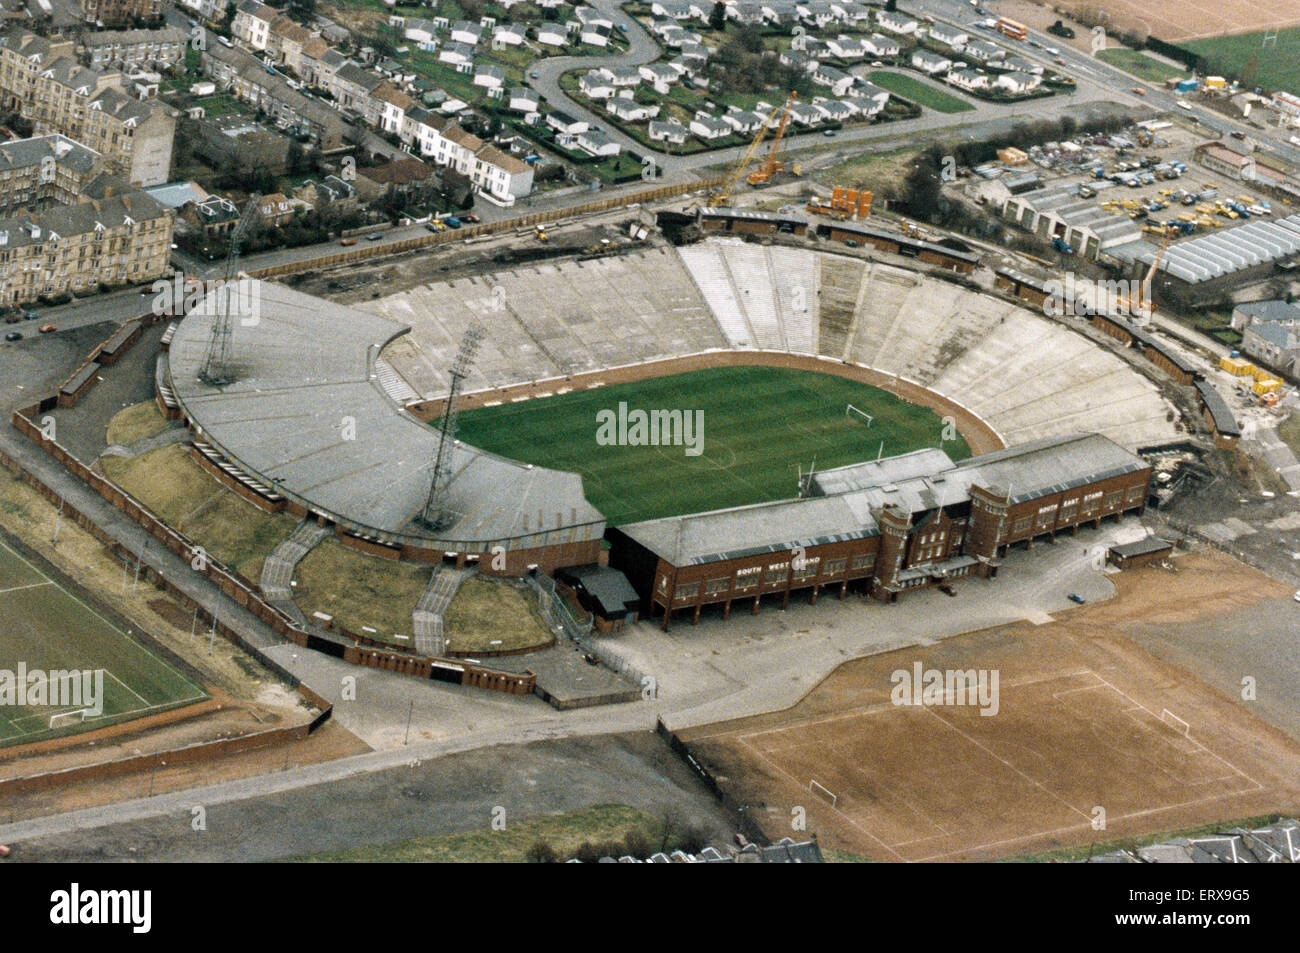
[996,17,1027,40]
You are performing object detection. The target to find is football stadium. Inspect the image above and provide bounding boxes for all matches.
[158,237,1182,624]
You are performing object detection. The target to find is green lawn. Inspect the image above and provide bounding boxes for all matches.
[454,366,969,526]
[867,71,974,113]
[1095,48,1189,84]
[1185,28,1300,96]
[0,537,207,746]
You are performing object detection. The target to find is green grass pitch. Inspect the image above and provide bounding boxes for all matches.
[454,366,970,526]
[0,537,207,746]
[1184,29,1300,96]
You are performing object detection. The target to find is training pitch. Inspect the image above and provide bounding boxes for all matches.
[678,562,1300,860]
[0,537,207,746]
[454,366,969,525]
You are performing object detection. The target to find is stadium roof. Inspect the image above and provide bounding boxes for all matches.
[1193,379,1240,437]
[619,434,1148,566]
[167,281,605,551]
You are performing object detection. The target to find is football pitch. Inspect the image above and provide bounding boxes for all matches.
[454,366,969,526]
[0,537,207,746]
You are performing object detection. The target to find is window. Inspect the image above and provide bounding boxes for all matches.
[675,582,700,601]
[1126,486,1144,503]
[850,554,875,570]
[1104,491,1121,510]
[734,567,760,590]
[704,577,730,595]
[764,566,787,585]
[1013,517,1031,533]
[824,558,846,575]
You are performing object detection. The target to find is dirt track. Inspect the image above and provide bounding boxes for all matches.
[681,551,1300,860]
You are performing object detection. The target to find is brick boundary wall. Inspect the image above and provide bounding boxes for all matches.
[5,407,536,699]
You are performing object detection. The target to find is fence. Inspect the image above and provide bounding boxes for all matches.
[246,176,726,280]
[7,404,537,698]
[528,571,650,692]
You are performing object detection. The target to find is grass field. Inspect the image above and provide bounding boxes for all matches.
[867,71,975,113]
[455,366,969,526]
[106,401,171,448]
[289,804,689,863]
[101,445,298,584]
[443,576,553,654]
[1096,48,1188,83]
[294,539,431,642]
[1184,28,1300,96]
[0,537,207,746]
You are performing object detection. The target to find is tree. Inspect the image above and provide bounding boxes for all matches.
[708,1,727,32]
[525,840,558,863]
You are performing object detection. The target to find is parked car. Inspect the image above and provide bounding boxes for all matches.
[1054,57,1066,65]
[1131,87,1146,96]
[1177,101,1193,110]
[425,221,446,232]
[462,213,480,223]
[38,323,55,333]
[366,232,383,241]
[444,216,462,229]
[4,331,21,341]
[3,313,18,324]
[822,128,837,136]
[339,237,357,246]
[24,311,38,321]
[1067,593,1086,604]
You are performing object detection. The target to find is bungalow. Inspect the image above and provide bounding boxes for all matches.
[995,71,1040,94]
[404,19,439,47]
[474,63,506,89]
[841,93,883,117]
[760,1,800,25]
[912,49,952,74]
[779,49,816,72]
[796,1,836,28]
[607,97,659,121]
[827,35,868,59]
[677,41,709,63]
[547,110,588,135]
[582,23,612,47]
[963,40,1005,62]
[813,64,856,96]
[575,6,616,30]
[536,24,569,47]
[438,41,475,65]
[669,54,701,77]
[855,80,890,108]
[652,0,691,17]
[728,0,767,24]
[450,20,483,45]
[788,100,827,125]
[507,87,539,112]
[493,22,527,46]
[648,119,688,144]
[876,11,918,34]
[946,68,989,90]
[723,107,767,134]
[1002,55,1043,75]
[928,23,969,48]
[690,113,732,139]
[863,33,900,57]
[831,2,871,23]
[639,62,678,87]
[577,128,621,156]
[601,65,643,86]
[803,36,832,58]
[815,98,855,122]
[579,71,616,98]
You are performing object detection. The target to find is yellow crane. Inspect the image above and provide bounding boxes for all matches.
[748,93,797,186]
[708,92,798,207]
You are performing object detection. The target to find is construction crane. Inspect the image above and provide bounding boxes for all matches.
[199,193,261,386]
[1131,227,1172,321]
[747,93,797,186]
[707,92,797,207]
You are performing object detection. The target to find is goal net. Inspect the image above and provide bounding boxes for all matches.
[846,404,873,426]
[49,709,88,729]
[809,779,838,807]
[1160,709,1190,737]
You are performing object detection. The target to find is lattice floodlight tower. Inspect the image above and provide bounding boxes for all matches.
[419,323,485,530]
[199,193,261,387]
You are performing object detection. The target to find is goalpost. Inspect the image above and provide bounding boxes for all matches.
[809,779,838,807]
[845,404,873,426]
[48,709,89,730]
[1160,709,1190,737]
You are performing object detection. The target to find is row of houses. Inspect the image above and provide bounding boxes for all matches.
[0,28,176,187]
[723,0,882,28]
[1233,299,1300,377]
[80,26,187,71]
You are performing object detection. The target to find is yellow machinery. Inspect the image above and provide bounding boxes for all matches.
[1220,356,1254,376]
[707,93,797,206]
[747,93,797,186]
